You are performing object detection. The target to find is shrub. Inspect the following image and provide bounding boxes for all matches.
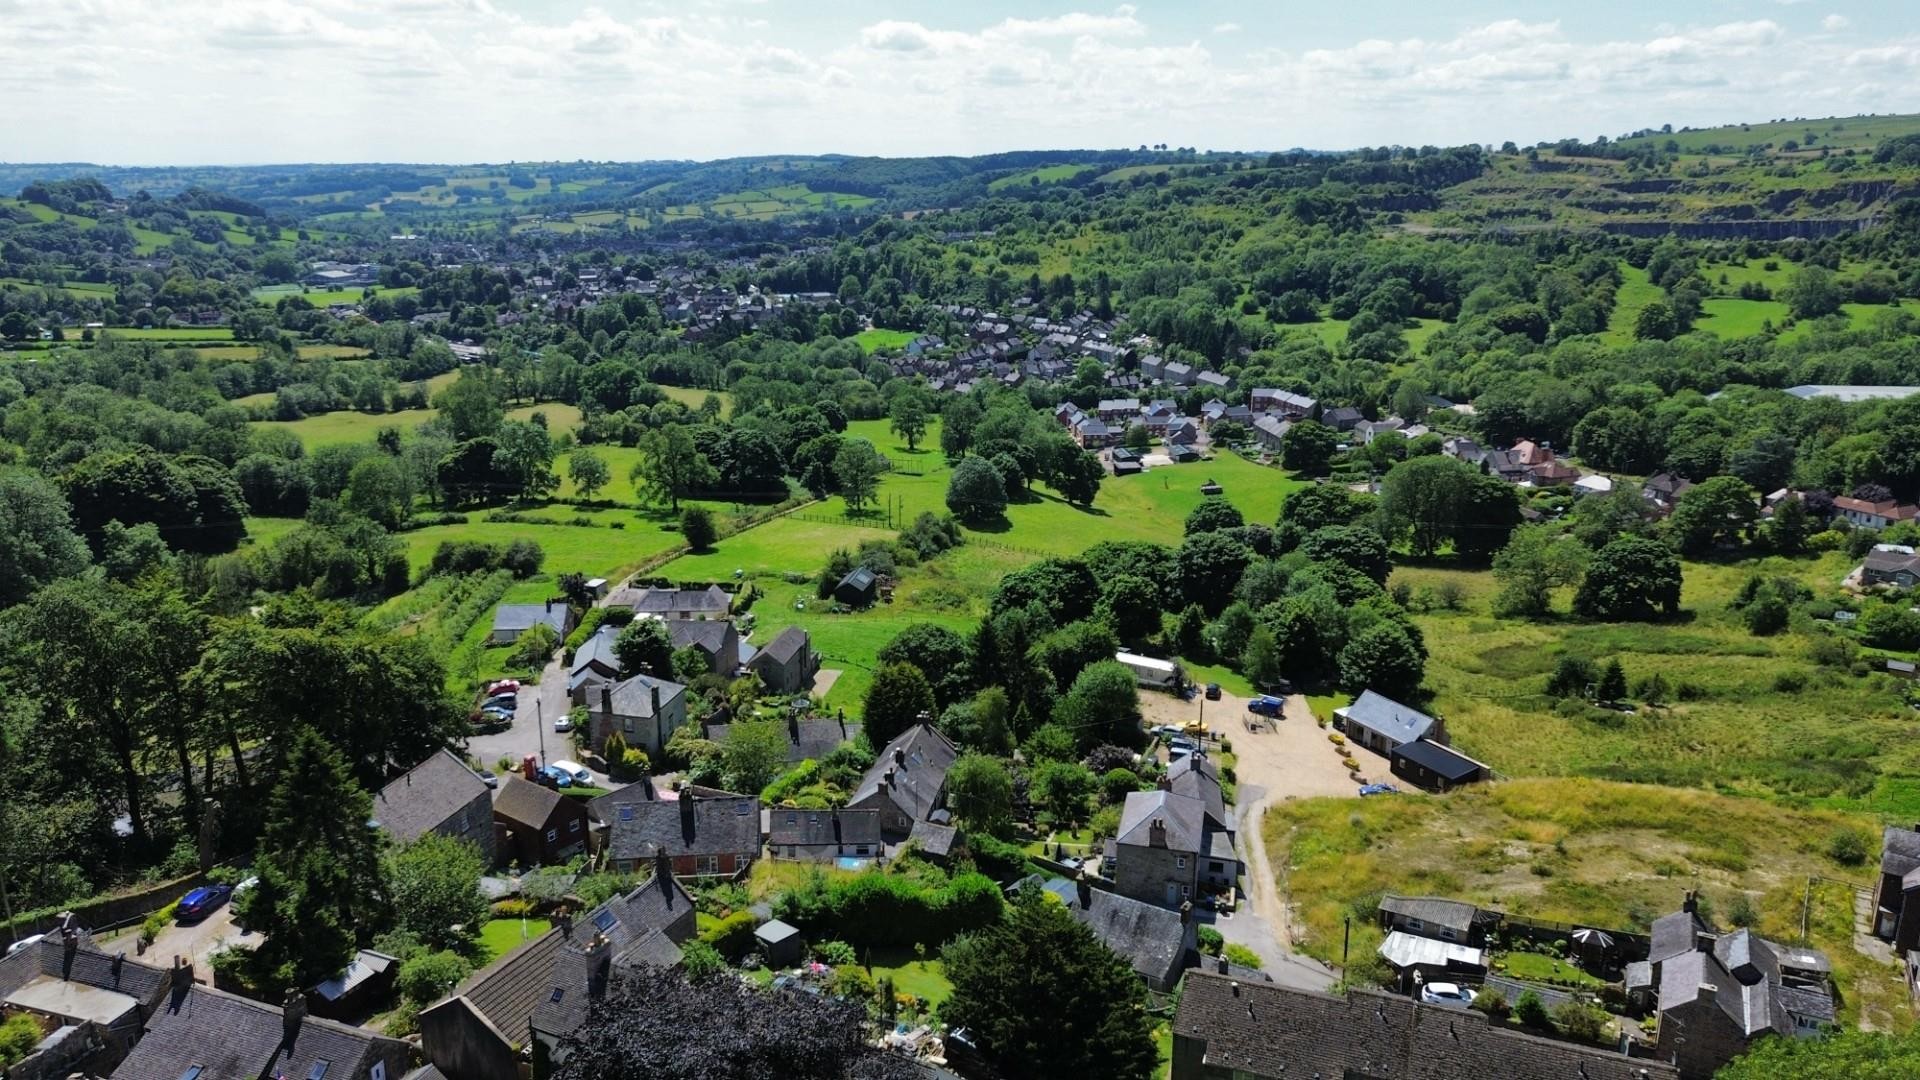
[1829,828,1870,866]
[1197,926,1225,956]
[1470,987,1509,1019]
[1513,989,1552,1029]
[700,910,762,961]
[1223,943,1262,969]
[814,939,857,966]
[1553,1000,1609,1042]
[679,939,727,980]
[773,868,1003,948]
[139,902,179,948]
[0,1013,42,1067]
[493,898,533,918]
[397,950,472,1004]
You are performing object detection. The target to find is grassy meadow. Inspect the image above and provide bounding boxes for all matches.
[1392,553,1920,811]
[1266,778,1908,1029]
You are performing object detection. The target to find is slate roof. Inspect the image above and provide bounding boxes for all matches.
[1167,756,1228,829]
[751,625,811,665]
[838,567,877,594]
[768,808,882,849]
[908,819,961,858]
[1649,908,1713,966]
[1172,972,1680,1080]
[608,585,731,616]
[112,984,408,1080]
[1883,826,1920,879]
[493,774,564,831]
[607,792,762,862]
[373,749,488,846]
[0,932,169,1005]
[531,875,695,1039]
[1339,690,1437,745]
[1070,887,1190,986]
[850,725,959,824]
[1378,895,1483,936]
[570,624,621,677]
[668,618,736,656]
[443,923,567,1042]
[492,603,568,636]
[704,717,857,763]
[593,672,687,719]
[1116,789,1204,855]
[1389,739,1484,783]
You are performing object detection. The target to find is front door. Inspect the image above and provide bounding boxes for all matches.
[1166,882,1180,907]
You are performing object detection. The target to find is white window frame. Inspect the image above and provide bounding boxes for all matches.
[696,855,720,875]
[1175,856,1186,869]
[569,818,581,833]
[545,828,557,843]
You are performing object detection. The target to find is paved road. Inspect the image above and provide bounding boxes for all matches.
[465,649,586,782]
[1138,688,1342,991]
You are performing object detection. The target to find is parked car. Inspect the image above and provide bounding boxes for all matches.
[1247,695,1285,717]
[176,884,233,923]
[540,765,572,788]
[484,692,518,708]
[1149,724,1183,739]
[550,760,592,786]
[1358,783,1399,797]
[1420,982,1474,1008]
[6,933,45,957]
[554,714,574,733]
[1204,682,1221,700]
[474,770,499,789]
[485,679,521,695]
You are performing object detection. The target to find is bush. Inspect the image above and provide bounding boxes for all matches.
[493,898,534,918]
[1553,1000,1609,1042]
[679,939,727,980]
[700,910,762,961]
[965,833,1038,881]
[814,939,857,966]
[773,868,1004,949]
[1829,828,1871,866]
[1470,987,1509,1019]
[0,1013,42,1067]
[1223,943,1262,969]
[1514,989,1552,1029]
[397,949,472,1004]
[1197,926,1225,956]
[139,902,179,948]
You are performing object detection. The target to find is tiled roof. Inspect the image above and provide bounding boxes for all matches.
[908,819,961,858]
[493,774,563,830]
[592,673,687,720]
[1885,826,1920,878]
[668,619,736,656]
[492,603,567,635]
[1378,895,1483,935]
[1,932,169,1004]
[374,748,488,846]
[448,924,567,1041]
[1173,971,1679,1080]
[751,625,811,665]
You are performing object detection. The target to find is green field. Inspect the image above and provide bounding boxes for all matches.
[989,164,1094,191]
[655,385,732,416]
[1616,112,1920,155]
[253,407,436,449]
[252,284,420,307]
[101,327,235,342]
[851,328,916,354]
[400,519,687,581]
[1601,263,1663,346]
[1393,553,1917,808]
[1295,315,1447,356]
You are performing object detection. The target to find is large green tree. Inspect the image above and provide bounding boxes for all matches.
[240,728,386,989]
[877,624,973,709]
[387,833,489,952]
[946,457,1008,523]
[861,662,937,749]
[1668,476,1758,556]
[833,439,885,514]
[632,425,718,510]
[1573,537,1683,621]
[1717,1024,1920,1079]
[616,618,675,677]
[941,885,1157,1080]
[944,753,1013,835]
[0,469,89,608]
[433,370,504,442]
[889,393,930,451]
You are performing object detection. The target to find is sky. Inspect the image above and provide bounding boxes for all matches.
[0,0,1915,165]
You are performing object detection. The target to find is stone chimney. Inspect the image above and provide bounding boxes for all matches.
[1075,871,1091,910]
[788,712,800,743]
[650,683,661,716]
[680,792,696,835]
[1157,776,1171,792]
[60,925,78,978]
[600,683,614,721]
[1682,890,1697,915]
[557,908,574,938]
[282,987,308,1040]
[893,747,906,767]
[171,956,191,990]
[1180,900,1193,926]
[656,849,674,892]
[1148,818,1167,848]
[1215,955,1230,974]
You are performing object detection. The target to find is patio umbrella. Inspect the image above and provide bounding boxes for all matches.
[1571,928,1615,949]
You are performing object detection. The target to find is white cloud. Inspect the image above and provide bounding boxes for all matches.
[0,3,1913,163]
[1823,14,1850,30]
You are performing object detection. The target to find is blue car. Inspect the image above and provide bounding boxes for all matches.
[1357,783,1399,797]
[176,884,232,923]
[540,765,572,788]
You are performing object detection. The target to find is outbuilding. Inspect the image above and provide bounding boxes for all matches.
[834,566,878,608]
[755,919,806,968]
[1389,739,1487,792]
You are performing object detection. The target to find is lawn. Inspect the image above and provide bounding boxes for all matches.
[399,519,687,580]
[252,407,436,449]
[101,327,235,342]
[251,285,420,307]
[1392,553,1918,807]
[242,516,305,548]
[477,916,553,964]
[851,328,917,354]
[862,947,953,1008]
[1265,777,1906,1028]
[988,163,1094,190]
[655,385,732,416]
[1495,950,1603,989]
[1601,263,1663,346]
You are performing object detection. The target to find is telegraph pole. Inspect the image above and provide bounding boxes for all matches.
[536,698,547,768]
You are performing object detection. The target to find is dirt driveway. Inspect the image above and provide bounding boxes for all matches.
[99,902,251,984]
[1139,687,1348,990]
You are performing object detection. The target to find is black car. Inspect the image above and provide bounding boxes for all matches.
[1204,682,1221,700]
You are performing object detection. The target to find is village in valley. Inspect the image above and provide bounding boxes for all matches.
[10,4,1920,1078]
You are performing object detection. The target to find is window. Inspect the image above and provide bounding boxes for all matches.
[1405,918,1424,931]
[623,716,634,733]
[1181,885,1191,898]
[549,987,565,1003]
[369,1066,385,1080]
[180,1069,205,1080]
[1439,928,1456,941]
[546,828,557,843]
[1209,861,1224,873]
[569,819,581,833]
[308,1062,330,1080]
[618,805,635,821]
[696,855,719,875]
[1175,856,1186,869]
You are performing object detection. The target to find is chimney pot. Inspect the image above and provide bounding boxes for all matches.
[893,747,905,766]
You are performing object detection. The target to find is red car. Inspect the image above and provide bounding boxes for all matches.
[485,679,521,696]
